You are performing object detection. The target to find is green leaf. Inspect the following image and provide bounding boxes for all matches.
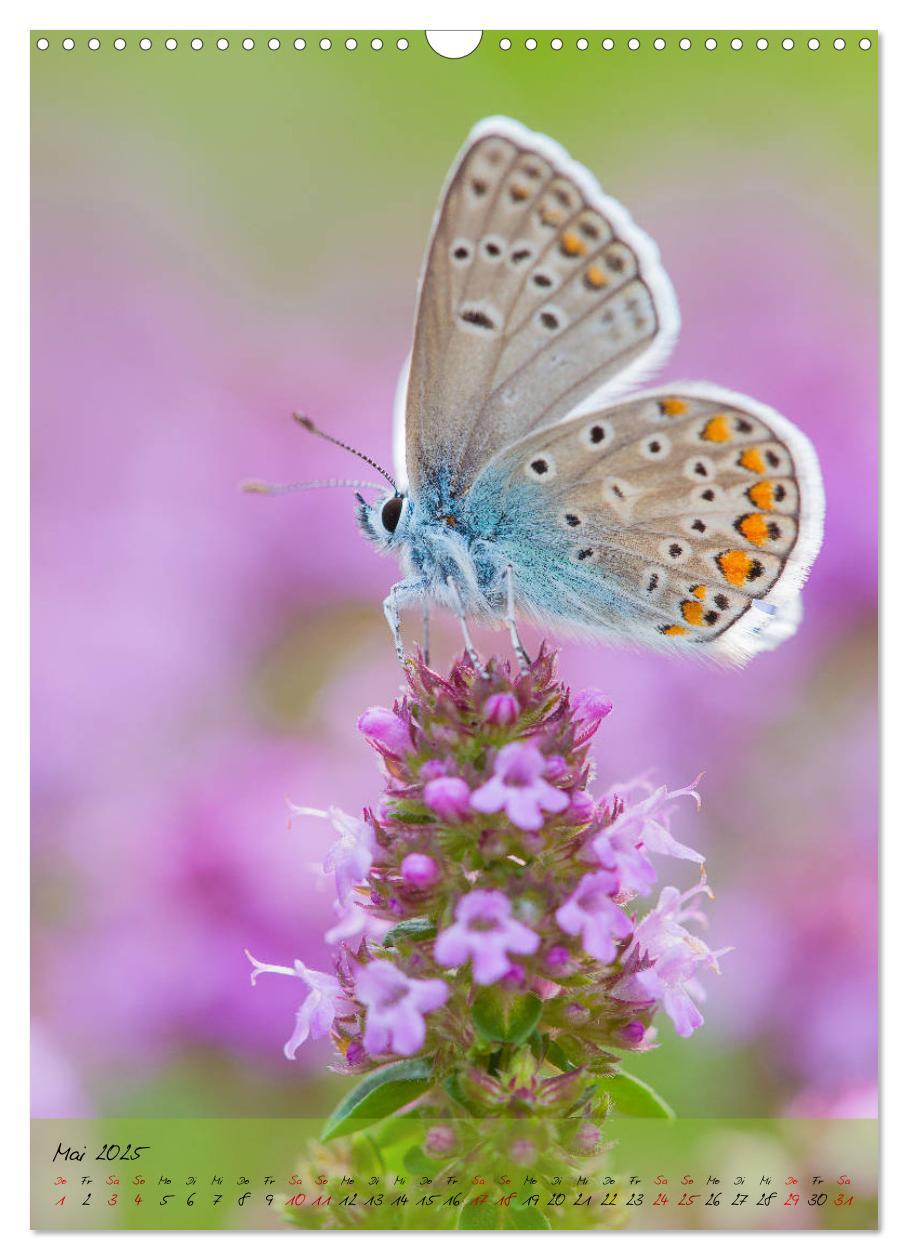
[600,1069,676,1119]
[382,918,435,948]
[390,801,433,824]
[320,1058,434,1141]
[442,1072,471,1111]
[457,1200,502,1230]
[510,1203,552,1229]
[348,1131,385,1177]
[458,1199,551,1229]
[545,1038,574,1072]
[403,1144,440,1176]
[371,1109,439,1153]
[471,989,543,1045]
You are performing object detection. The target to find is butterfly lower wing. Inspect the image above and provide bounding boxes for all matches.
[403,117,678,496]
[482,385,823,663]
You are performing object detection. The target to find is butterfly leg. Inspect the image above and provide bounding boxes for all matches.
[422,600,431,665]
[445,576,485,674]
[383,579,424,665]
[504,564,531,673]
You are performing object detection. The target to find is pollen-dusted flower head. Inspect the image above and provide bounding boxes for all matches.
[247,646,724,1147]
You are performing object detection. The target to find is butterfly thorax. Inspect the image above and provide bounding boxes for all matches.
[358,470,515,618]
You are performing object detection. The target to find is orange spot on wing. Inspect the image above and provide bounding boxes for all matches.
[701,414,731,442]
[584,263,608,288]
[660,625,688,636]
[690,585,707,600]
[510,182,530,201]
[561,230,586,257]
[660,398,688,416]
[739,447,767,474]
[737,513,769,546]
[717,549,752,586]
[681,600,704,625]
[747,480,775,510]
[541,207,564,227]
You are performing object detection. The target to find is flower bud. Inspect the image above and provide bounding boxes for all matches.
[572,688,613,725]
[357,707,413,757]
[483,692,520,725]
[425,1125,458,1157]
[545,754,569,780]
[575,1121,602,1156]
[400,852,439,887]
[509,1138,537,1166]
[345,1040,366,1067]
[500,963,526,989]
[566,789,596,823]
[617,1020,647,1047]
[424,775,471,822]
[460,1067,504,1110]
[544,945,572,974]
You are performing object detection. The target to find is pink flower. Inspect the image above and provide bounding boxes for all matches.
[400,852,439,887]
[555,872,634,963]
[355,959,448,1057]
[566,789,597,824]
[635,946,710,1038]
[631,882,715,960]
[424,775,472,823]
[290,805,376,905]
[324,901,368,945]
[245,950,344,1060]
[618,882,727,1038]
[434,889,540,984]
[470,741,569,831]
[357,707,413,758]
[571,688,613,732]
[603,780,705,865]
[592,830,659,897]
[483,692,520,725]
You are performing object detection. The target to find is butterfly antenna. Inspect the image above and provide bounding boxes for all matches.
[241,477,388,496]
[292,413,397,490]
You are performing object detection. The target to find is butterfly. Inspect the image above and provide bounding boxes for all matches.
[249,117,824,669]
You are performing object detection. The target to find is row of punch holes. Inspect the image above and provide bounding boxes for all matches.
[34,33,874,54]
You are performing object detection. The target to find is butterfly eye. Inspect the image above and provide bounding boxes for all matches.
[381,496,404,534]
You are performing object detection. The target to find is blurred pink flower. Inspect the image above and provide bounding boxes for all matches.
[245,952,345,1060]
[555,871,632,964]
[355,960,448,1057]
[471,742,570,831]
[619,883,727,1038]
[434,889,540,984]
[289,804,375,906]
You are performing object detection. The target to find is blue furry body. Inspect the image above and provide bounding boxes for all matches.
[358,466,632,632]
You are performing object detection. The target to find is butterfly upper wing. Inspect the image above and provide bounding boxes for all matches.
[476,385,824,664]
[401,117,679,495]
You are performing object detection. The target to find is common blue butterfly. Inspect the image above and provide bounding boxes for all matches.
[249,117,824,668]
